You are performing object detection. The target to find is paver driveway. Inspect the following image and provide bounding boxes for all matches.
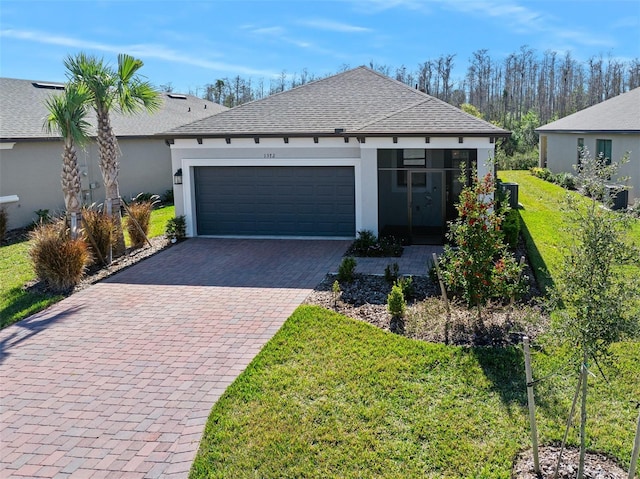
[0,238,349,478]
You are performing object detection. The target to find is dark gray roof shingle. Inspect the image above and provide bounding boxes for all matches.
[537,87,640,133]
[165,67,508,137]
[0,77,227,141]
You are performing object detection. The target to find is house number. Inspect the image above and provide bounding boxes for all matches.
[263,153,276,158]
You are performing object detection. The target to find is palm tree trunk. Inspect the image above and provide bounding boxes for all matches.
[96,109,125,257]
[61,142,83,239]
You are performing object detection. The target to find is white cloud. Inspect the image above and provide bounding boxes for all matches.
[0,28,277,77]
[298,19,372,33]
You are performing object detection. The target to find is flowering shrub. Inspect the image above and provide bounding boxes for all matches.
[439,171,528,308]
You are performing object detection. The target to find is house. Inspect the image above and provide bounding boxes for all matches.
[537,87,640,206]
[0,78,226,230]
[164,67,509,243]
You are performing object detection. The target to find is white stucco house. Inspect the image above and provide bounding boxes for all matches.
[537,87,640,206]
[163,67,509,244]
[0,78,226,230]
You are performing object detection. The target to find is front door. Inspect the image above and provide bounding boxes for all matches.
[407,171,444,243]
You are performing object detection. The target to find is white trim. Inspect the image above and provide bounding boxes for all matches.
[181,157,361,238]
[0,143,16,150]
[361,137,494,149]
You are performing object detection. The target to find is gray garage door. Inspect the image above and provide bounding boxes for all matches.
[194,166,355,236]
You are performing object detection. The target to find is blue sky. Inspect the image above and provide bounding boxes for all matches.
[1,0,639,95]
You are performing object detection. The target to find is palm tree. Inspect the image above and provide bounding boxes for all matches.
[43,82,92,239]
[64,52,162,256]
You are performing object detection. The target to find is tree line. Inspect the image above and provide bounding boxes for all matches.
[180,45,640,130]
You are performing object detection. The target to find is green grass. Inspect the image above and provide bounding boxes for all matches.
[0,205,174,329]
[498,170,640,293]
[191,306,640,478]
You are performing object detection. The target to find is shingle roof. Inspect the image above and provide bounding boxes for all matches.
[0,77,227,141]
[165,67,508,138]
[537,87,640,133]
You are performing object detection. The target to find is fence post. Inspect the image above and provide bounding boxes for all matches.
[105,198,113,265]
[523,336,540,475]
[629,404,640,479]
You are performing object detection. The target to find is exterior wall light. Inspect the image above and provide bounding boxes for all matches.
[174,168,183,185]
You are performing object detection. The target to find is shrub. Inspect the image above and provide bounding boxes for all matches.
[0,208,6,243]
[496,149,538,170]
[82,207,114,264]
[337,256,357,283]
[161,188,174,205]
[29,219,89,292]
[347,230,404,257]
[502,209,520,249]
[529,167,553,181]
[125,196,157,248]
[397,275,415,301]
[165,215,186,242]
[387,282,406,317]
[130,192,157,203]
[439,170,528,309]
[554,172,577,190]
[384,263,399,284]
[629,198,640,218]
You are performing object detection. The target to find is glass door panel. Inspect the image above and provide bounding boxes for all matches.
[408,171,444,241]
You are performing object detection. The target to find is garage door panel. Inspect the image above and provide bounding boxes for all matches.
[194,166,355,236]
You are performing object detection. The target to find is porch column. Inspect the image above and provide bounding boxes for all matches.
[359,147,379,235]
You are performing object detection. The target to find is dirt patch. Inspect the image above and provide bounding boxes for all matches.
[304,272,547,347]
[512,445,629,478]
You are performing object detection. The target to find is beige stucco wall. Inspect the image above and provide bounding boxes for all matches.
[0,138,172,230]
[541,132,639,205]
[170,136,496,238]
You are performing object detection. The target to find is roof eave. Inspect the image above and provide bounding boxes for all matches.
[157,130,511,140]
[536,128,640,134]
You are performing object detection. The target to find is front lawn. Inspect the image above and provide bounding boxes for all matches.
[191,306,639,478]
[191,173,640,477]
[498,170,640,293]
[0,205,174,329]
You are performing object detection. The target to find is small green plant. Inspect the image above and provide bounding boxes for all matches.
[331,280,341,309]
[384,263,399,284]
[33,209,53,227]
[82,206,114,264]
[29,219,89,292]
[502,209,520,249]
[337,256,357,283]
[387,282,406,317]
[165,215,187,242]
[125,194,159,249]
[397,275,415,301]
[0,208,7,243]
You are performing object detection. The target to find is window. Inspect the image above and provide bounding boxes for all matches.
[596,139,612,165]
[397,149,426,187]
[577,138,584,162]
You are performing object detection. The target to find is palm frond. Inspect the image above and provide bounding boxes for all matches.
[43,83,92,145]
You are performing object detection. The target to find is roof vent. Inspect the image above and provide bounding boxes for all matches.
[32,82,65,90]
[167,93,187,100]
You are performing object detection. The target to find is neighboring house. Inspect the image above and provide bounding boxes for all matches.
[0,78,226,230]
[537,87,640,206]
[163,67,509,243]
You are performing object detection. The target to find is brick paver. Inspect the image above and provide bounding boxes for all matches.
[1,238,349,478]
